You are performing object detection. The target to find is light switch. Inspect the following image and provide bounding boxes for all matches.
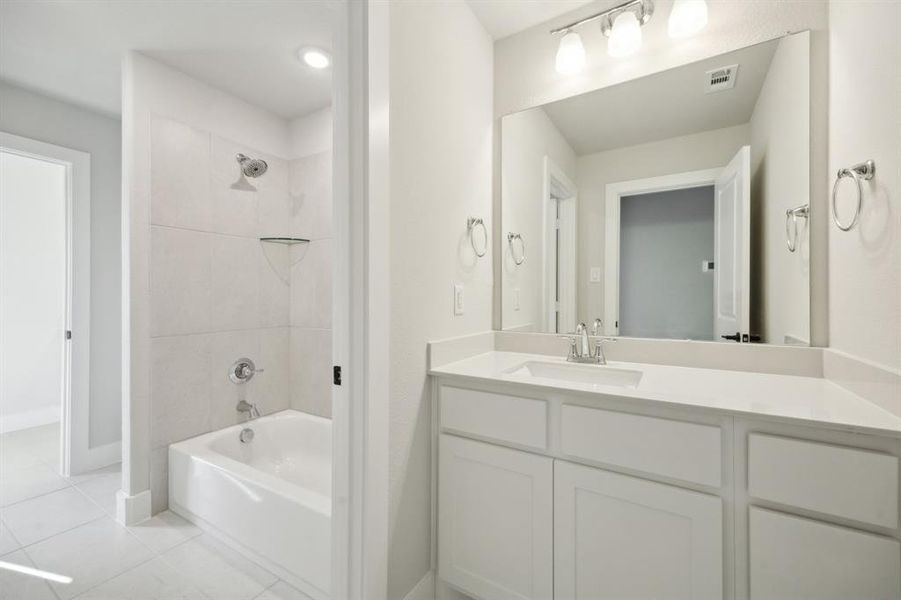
[513,288,521,311]
[589,267,601,283]
[454,283,464,315]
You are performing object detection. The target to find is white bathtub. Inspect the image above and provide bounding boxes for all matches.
[169,410,331,599]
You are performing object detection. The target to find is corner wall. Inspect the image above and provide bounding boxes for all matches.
[386,2,494,597]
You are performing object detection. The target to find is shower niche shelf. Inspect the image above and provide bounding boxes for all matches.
[259,237,310,245]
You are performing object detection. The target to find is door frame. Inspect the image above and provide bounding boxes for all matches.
[603,168,721,336]
[542,156,577,334]
[0,131,92,477]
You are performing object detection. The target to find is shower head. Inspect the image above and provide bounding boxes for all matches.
[236,153,268,178]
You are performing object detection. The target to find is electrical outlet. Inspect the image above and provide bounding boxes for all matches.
[454,283,464,315]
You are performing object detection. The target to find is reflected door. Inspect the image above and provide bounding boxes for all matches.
[713,145,751,342]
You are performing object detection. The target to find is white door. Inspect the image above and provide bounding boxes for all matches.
[555,460,723,600]
[438,434,553,600]
[749,507,901,599]
[714,145,750,342]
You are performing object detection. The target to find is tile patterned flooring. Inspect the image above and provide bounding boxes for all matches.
[0,425,313,600]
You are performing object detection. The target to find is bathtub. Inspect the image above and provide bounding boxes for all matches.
[169,410,331,600]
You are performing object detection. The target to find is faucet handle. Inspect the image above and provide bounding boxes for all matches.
[591,318,603,336]
[558,336,578,359]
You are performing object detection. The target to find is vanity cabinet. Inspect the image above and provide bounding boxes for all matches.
[555,460,723,600]
[434,380,901,600]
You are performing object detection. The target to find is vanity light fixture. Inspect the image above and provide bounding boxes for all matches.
[555,30,587,74]
[299,47,330,69]
[551,0,654,67]
[668,0,708,39]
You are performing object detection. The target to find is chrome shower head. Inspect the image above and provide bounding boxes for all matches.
[236,153,268,178]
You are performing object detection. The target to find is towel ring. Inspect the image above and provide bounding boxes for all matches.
[507,232,525,266]
[831,160,875,231]
[785,204,809,253]
[467,217,488,257]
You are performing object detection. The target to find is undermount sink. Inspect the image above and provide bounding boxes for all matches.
[505,361,643,388]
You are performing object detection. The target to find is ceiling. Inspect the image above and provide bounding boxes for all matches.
[540,39,780,155]
[0,1,336,120]
[467,0,595,40]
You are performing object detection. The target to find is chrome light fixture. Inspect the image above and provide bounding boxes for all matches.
[551,0,654,67]
[668,0,708,39]
[555,30,587,74]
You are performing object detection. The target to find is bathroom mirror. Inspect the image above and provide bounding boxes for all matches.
[501,32,812,345]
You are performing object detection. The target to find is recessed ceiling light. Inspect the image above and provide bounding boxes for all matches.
[299,47,330,69]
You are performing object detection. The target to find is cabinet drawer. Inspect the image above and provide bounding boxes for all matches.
[560,405,722,487]
[440,386,547,449]
[749,433,899,528]
[750,507,901,599]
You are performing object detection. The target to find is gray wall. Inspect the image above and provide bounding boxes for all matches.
[619,186,714,340]
[0,81,122,448]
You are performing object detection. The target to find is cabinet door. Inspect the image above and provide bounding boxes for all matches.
[555,460,723,600]
[750,507,901,599]
[438,434,553,600]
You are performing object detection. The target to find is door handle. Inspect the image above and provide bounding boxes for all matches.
[721,332,741,342]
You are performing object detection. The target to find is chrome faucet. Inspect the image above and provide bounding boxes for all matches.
[562,322,613,364]
[236,400,260,421]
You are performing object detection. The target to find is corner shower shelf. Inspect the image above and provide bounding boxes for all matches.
[259,237,310,246]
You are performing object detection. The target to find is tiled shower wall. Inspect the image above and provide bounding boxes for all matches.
[148,115,331,513]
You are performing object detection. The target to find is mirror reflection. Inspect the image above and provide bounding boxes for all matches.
[501,33,811,345]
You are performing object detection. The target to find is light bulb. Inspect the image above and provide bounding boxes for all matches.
[607,11,642,58]
[555,31,586,75]
[300,47,330,69]
[668,0,708,39]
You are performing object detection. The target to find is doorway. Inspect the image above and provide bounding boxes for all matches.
[0,132,91,479]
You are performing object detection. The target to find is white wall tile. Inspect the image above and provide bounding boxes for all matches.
[208,329,260,431]
[257,327,291,414]
[289,240,332,329]
[150,334,211,449]
[258,156,292,238]
[149,447,169,515]
[211,234,260,332]
[259,244,291,328]
[289,152,332,240]
[290,328,332,418]
[210,135,260,237]
[150,226,211,336]
[150,116,211,230]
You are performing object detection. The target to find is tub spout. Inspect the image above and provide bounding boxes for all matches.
[237,400,260,420]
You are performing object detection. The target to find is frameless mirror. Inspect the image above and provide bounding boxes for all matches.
[501,32,812,345]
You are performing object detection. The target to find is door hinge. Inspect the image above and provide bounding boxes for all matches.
[554,218,561,230]
[65,330,72,340]
[333,365,342,386]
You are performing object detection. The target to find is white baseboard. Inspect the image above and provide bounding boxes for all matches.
[116,489,151,526]
[404,571,436,600]
[0,407,59,434]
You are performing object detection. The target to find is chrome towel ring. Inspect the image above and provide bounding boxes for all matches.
[507,232,525,266]
[831,159,875,231]
[467,217,488,258]
[785,204,809,253]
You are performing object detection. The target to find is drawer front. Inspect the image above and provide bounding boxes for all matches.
[440,386,548,449]
[750,507,901,599]
[560,405,722,487]
[749,433,899,528]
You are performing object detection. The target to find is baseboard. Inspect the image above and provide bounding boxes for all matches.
[71,440,121,474]
[404,571,436,600]
[116,489,151,526]
[0,407,59,434]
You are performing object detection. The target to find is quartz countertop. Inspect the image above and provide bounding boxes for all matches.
[430,351,901,437]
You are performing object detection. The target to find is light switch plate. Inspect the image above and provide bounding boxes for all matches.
[589,267,601,283]
[453,283,464,315]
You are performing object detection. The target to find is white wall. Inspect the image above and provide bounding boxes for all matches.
[576,124,750,323]
[828,1,901,370]
[501,107,576,331]
[0,152,66,432]
[386,2,493,598]
[0,81,122,447]
[749,32,810,344]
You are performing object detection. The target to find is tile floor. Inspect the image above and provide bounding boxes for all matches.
[0,424,313,600]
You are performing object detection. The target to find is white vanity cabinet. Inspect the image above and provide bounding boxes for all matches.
[554,460,723,600]
[434,380,901,600]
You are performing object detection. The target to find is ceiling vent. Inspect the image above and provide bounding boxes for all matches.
[705,64,738,93]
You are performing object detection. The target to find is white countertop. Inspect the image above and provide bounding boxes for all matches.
[430,351,901,437]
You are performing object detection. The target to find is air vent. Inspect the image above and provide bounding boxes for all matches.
[705,64,738,93]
